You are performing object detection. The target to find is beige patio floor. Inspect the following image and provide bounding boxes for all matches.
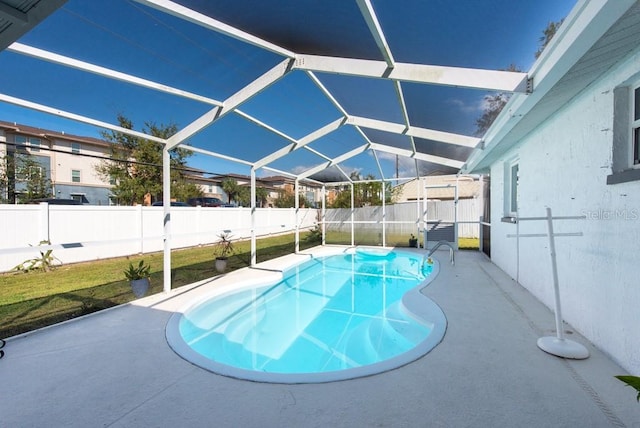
[1,248,638,427]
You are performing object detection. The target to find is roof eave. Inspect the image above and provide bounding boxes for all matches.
[462,0,637,174]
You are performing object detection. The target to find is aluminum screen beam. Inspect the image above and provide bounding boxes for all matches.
[347,116,480,148]
[0,92,165,143]
[182,145,253,166]
[254,117,345,169]
[133,0,295,58]
[8,43,222,107]
[369,142,464,169]
[298,144,370,179]
[294,55,529,93]
[166,58,294,150]
[356,0,395,68]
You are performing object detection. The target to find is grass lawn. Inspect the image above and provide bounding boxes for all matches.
[0,233,319,339]
[0,233,480,339]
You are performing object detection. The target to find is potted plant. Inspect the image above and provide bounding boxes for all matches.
[214,232,235,273]
[409,234,418,248]
[124,260,151,297]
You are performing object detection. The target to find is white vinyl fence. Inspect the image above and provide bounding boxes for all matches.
[324,199,480,243]
[0,204,318,273]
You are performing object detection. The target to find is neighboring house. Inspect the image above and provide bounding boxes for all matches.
[205,173,323,207]
[463,1,640,374]
[0,121,113,205]
[392,174,482,202]
[259,175,324,207]
[183,168,226,201]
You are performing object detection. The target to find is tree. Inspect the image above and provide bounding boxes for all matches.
[235,186,250,207]
[274,190,311,208]
[221,178,241,205]
[0,150,52,203]
[330,172,387,208]
[475,93,510,136]
[475,64,521,136]
[255,187,268,208]
[0,153,9,203]
[535,20,564,59]
[475,20,563,136]
[95,114,201,205]
[14,154,53,203]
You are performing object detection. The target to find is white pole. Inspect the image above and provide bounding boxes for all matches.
[350,183,355,247]
[321,185,326,246]
[250,168,257,266]
[381,180,386,247]
[162,147,171,293]
[295,179,300,253]
[546,207,564,341]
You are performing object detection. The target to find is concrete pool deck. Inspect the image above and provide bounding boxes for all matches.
[1,247,638,427]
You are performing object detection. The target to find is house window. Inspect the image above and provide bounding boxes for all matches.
[633,86,640,166]
[29,138,41,152]
[16,165,43,181]
[71,169,81,183]
[13,136,42,152]
[608,80,640,184]
[14,135,27,152]
[503,158,519,219]
[71,194,83,203]
[71,142,81,154]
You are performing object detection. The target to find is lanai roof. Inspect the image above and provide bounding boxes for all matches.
[0,0,584,184]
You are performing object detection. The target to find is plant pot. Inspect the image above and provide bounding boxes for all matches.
[409,238,418,248]
[215,257,228,273]
[130,278,150,298]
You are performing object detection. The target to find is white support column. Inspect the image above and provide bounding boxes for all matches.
[321,185,326,246]
[381,180,386,247]
[295,179,300,253]
[250,168,257,266]
[162,147,171,293]
[350,183,355,247]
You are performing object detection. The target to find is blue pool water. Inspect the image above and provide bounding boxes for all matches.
[167,248,447,383]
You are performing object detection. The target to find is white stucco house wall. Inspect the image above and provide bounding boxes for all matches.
[463,0,640,374]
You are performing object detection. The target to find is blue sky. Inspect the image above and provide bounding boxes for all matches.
[0,0,576,180]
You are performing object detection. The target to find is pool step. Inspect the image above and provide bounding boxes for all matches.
[223,296,268,345]
[340,302,429,365]
[340,318,379,367]
[367,305,416,361]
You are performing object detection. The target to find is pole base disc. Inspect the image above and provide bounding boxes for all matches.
[537,336,589,359]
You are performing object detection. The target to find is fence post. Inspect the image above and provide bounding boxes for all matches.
[137,204,143,254]
[39,202,49,243]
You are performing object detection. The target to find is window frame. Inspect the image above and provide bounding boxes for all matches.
[502,157,519,221]
[71,142,81,154]
[631,84,640,168]
[71,169,81,183]
[608,79,640,184]
[29,138,41,152]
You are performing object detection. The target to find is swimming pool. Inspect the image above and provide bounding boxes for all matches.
[166,247,447,383]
